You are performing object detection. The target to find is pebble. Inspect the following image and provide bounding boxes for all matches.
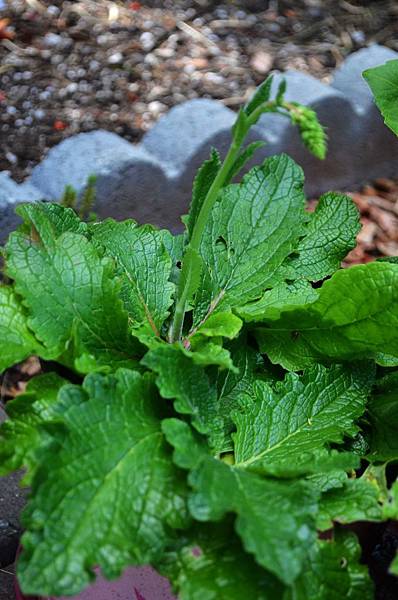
[66,82,78,94]
[5,151,17,164]
[34,109,45,120]
[140,31,155,51]
[44,32,63,48]
[108,52,123,65]
[148,100,167,114]
[250,50,274,74]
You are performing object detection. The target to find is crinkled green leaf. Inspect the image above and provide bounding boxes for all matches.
[18,369,188,597]
[192,154,306,325]
[363,59,398,136]
[162,418,210,470]
[253,263,398,369]
[285,531,373,600]
[6,205,142,372]
[188,339,237,372]
[187,149,221,240]
[157,522,283,600]
[287,193,360,280]
[0,373,66,478]
[90,219,174,334]
[16,202,88,242]
[0,286,43,370]
[308,469,353,494]
[189,457,319,585]
[317,476,383,531]
[142,343,219,439]
[233,364,372,476]
[213,342,263,453]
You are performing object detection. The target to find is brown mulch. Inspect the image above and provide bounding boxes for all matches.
[346,178,398,264]
[0,0,398,182]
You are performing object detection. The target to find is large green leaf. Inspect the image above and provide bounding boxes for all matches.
[213,342,261,453]
[285,532,373,600]
[232,364,372,476]
[192,154,306,325]
[0,286,43,370]
[142,343,219,439]
[363,59,398,136]
[251,262,398,369]
[90,219,174,334]
[158,522,283,600]
[6,205,142,372]
[16,202,88,241]
[287,193,360,280]
[0,373,66,478]
[18,369,188,597]
[189,457,319,585]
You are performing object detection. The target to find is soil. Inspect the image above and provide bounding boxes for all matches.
[0,0,398,182]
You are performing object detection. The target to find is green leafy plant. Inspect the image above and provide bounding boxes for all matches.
[1,73,398,599]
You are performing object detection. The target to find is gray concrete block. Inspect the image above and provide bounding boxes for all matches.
[332,44,398,111]
[29,130,179,229]
[142,99,237,174]
[30,129,141,199]
[332,45,398,186]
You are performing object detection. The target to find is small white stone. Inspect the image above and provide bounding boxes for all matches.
[44,33,63,47]
[108,52,123,65]
[6,151,17,164]
[66,82,78,94]
[148,101,166,115]
[34,109,45,120]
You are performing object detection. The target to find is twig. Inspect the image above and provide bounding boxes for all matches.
[177,21,218,48]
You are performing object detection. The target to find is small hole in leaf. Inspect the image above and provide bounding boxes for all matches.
[215,235,228,249]
[176,260,182,269]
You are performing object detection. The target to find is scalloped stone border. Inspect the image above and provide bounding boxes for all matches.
[1,44,398,243]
